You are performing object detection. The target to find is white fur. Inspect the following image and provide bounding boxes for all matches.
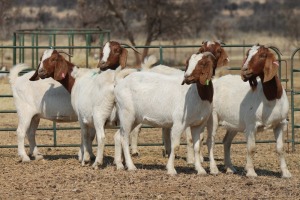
[207,74,291,178]
[101,42,111,63]
[71,67,116,167]
[9,64,77,162]
[113,56,213,175]
[242,45,259,70]
[39,49,54,70]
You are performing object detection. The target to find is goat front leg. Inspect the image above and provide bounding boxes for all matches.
[17,113,35,162]
[166,124,184,175]
[273,123,291,178]
[80,122,91,166]
[245,127,257,177]
[185,127,197,165]
[206,112,219,175]
[191,125,207,175]
[223,130,238,173]
[130,124,141,157]
[92,124,105,169]
[27,116,43,161]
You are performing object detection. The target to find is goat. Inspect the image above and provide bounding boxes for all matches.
[33,48,141,168]
[10,43,138,163]
[207,44,291,178]
[9,63,78,162]
[113,52,215,175]
[99,40,229,164]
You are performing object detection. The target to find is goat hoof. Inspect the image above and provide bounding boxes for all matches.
[34,154,44,161]
[131,152,140,157]
[282,170,292,178]
[116,164,125,170]
[210,169,219,175]
[246,170,258,178]
[21,156,31,163]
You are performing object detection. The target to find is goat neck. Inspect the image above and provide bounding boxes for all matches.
[58,60,75,93]
[196,80,213,103]
[260,74,283,101]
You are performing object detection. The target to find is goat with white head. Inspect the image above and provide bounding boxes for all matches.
[207,44,291,178]
[113,52,215,175]
[33,47,140,168]
[100,40,229,164]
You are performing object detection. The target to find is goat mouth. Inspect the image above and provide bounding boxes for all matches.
[38,73,48,79]
[241,72,253,82]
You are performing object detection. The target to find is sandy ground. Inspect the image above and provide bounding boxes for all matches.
[0,127,300,200]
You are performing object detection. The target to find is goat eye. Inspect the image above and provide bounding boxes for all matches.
[260,53,267,58]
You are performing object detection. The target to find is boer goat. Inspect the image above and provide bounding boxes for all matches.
[100,40,229,165]
[206,44,291,178]
[113,52,215,175]
[10,43,138,163]
[32,48,140,168]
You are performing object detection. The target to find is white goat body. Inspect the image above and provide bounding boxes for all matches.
[9,64,77,162]
[114,54,214,174]
[207,74,291,177]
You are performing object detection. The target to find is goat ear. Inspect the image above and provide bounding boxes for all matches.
[29,67,40,81]
[198,46,205,53]
[119,48,128,68]
[54,58,68,81]
[199,58,213,85]
[263,57,278,83]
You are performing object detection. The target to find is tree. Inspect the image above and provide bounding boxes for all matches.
[76,0,225,64]
[0,0,13,39]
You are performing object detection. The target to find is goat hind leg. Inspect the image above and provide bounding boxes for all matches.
[273,124,291,178]
[223,130,238,173]
[27,116,43,160]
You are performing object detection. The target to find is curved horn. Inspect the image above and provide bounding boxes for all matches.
[57,50,73,57]
[216,40,226,45]
[203,52,216,60]
[264,44,283,55]
[120,43,141,54]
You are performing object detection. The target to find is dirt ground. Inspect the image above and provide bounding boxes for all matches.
[0,127,300,200]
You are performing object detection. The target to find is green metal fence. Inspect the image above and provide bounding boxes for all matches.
[291,48,300,151]
[0,30,298,150]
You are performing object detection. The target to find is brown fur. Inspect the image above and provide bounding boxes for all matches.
[241,45,283,100]
[98,41,128,70]
[182,54,215,103]
[198,41,229,75]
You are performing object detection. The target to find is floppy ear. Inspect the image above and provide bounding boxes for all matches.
[29,67,40,81]
[198,46,205,53]
[199,57,213,85]
[263,57,278,83]
[54,57,68,80]
[119,48,128,69]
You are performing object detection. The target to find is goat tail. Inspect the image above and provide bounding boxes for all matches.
[9,63,30,85]
[141,55,158,70]
[114,67,137,84]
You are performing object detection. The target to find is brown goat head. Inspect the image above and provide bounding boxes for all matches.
[98,41,128,71]
[182,52,215,85]
[97,41,141,71]
[241,44,279,87]
[29,49,69,81]
[198,40,229,74]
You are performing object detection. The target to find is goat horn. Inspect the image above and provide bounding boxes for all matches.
[216,40,226,45]
[58,51,73,57]
[120,43,141,54]
[203,52,216,60]
[264,45,283,55]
